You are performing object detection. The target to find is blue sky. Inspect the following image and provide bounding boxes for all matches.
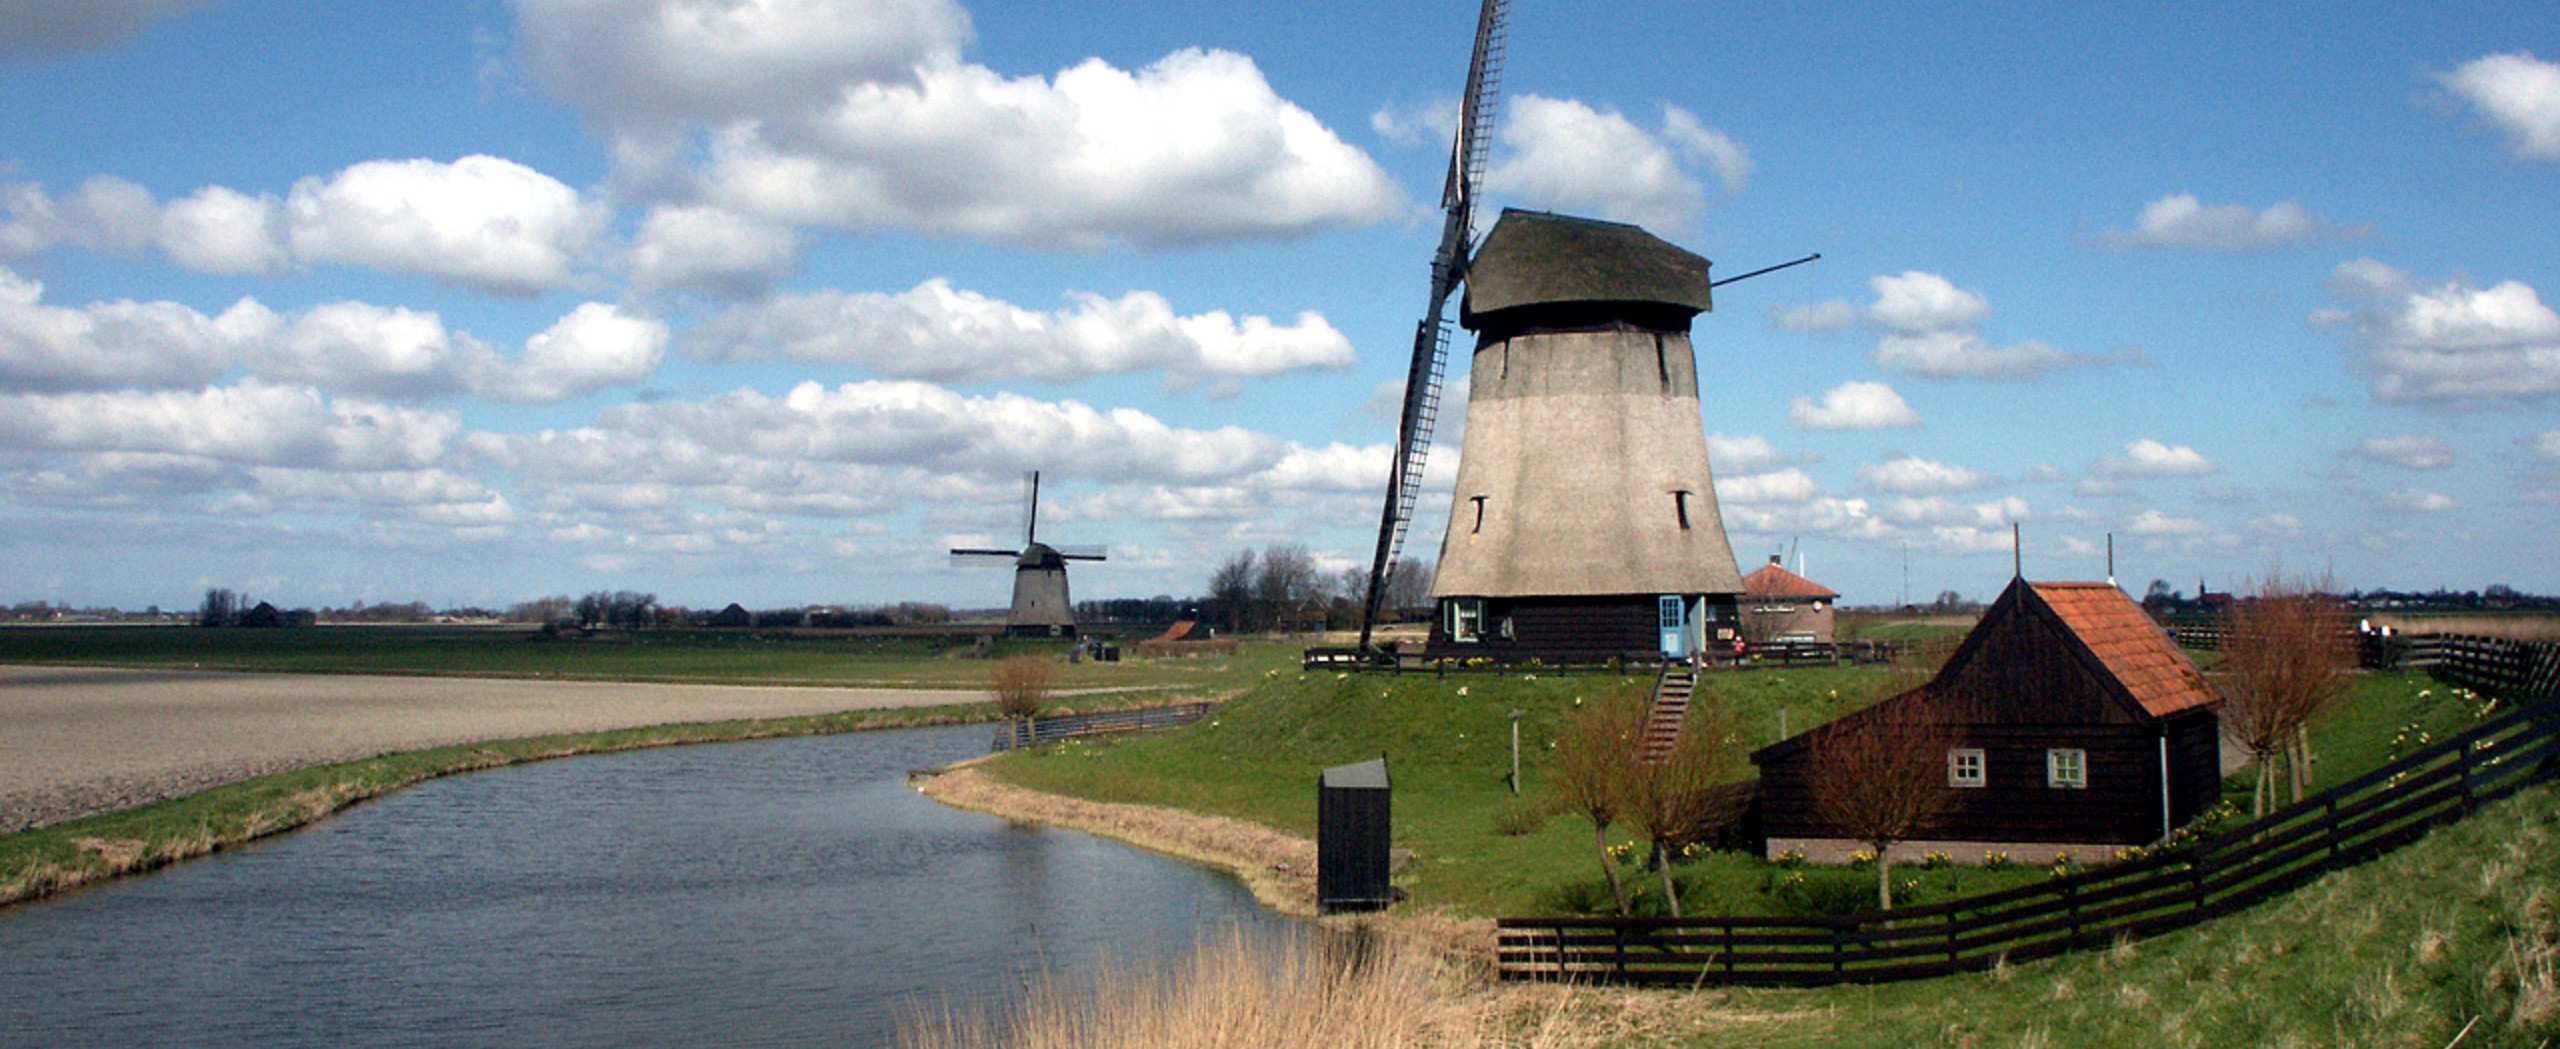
[2,0,2556,613]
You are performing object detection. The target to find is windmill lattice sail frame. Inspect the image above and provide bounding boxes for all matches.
[1358,0,1510,653]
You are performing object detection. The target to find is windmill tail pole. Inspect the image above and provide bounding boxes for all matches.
[1708,252,1821,288]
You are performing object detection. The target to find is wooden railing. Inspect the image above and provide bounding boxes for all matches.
[989,701,1214,751]
[1496,693,2559,985]
[2369,634,2560,700]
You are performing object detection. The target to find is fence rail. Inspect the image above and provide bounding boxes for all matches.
[990,701,1213,751]
[1497,691,2559,985]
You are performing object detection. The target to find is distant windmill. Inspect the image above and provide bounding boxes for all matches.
[951,471,1106,637]
[1357,0,1510,652]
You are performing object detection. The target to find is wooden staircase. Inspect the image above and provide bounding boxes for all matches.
[1640,664,1696,762]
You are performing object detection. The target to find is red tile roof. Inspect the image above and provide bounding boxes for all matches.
[1741,560,1838,600]
[2031,581,2219,719]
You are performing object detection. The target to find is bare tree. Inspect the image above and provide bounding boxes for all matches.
[1255,544,1318,634]
[992,656,1055,746]
[2219,571,2354,815]
[1623,702,1741,916]
[1207,550,1257,632]
[1381,557,1434,620]
[1549,691,1647,915]
[1804,694,1954,910]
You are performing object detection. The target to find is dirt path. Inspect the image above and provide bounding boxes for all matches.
[0,666,991,831]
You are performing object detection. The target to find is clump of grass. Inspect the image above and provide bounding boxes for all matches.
[1491,797,1550,837]
[897,925,1569,1049]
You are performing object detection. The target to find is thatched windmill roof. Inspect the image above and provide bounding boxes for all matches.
[1460,209,1714,325]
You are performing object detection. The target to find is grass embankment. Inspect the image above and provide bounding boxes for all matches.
[1706,779,2560,1047]
[985,663,2059,918]
[0,624,1291,691]
[0,701,1003,908]
[986,663,2491,921]
[906,782,2560,1048]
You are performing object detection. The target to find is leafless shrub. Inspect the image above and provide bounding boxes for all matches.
[1548,691,1646,915]
[1804,685,1954,910]
[1623,702,1744,917]
[2219,571,2354,815]
[992,656,1055,725]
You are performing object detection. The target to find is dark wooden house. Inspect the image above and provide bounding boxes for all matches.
[1424,210,1746,661]
[1752,579,2223,864]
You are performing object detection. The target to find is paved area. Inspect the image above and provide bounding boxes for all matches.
[0,666,990,831]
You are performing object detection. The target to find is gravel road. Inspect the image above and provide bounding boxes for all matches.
[0,666,991,832]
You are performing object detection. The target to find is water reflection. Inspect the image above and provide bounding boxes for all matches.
[0,723,1282,1047]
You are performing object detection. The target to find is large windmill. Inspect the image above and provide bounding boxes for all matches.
[951,471,1107,637]
[1358,2,1804,662]
[1356,0,1510,653]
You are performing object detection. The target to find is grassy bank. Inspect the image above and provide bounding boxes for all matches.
[0,624,1297,691]
[0,700,1016,908]
[985,663,2491,921]
[903,780,2560,1048]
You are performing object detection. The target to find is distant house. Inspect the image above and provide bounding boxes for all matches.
[710,603,752,628]
[1739,555,1839,646]
[1751,579,2223,864]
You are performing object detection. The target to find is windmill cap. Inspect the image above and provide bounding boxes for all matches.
[1460,209,1714,326]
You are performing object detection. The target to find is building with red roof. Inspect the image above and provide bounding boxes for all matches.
[1739,555,1840,648]
[1750,577,2224,864]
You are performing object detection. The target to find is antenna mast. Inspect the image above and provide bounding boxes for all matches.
[1358,0,1510,654]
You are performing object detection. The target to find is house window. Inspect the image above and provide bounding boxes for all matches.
[2047,748,2087,789]
[1447,598,1485,643]
[1947,748,1985,788]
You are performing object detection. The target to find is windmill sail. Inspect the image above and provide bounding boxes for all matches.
[1358,0,1510,652]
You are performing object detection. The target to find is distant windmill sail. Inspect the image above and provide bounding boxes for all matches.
[1359,0,1510,653]
[950,470,1106,636]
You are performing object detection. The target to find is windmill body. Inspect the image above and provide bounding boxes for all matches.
[952,472,1105,638]
[1425,209,1745,659]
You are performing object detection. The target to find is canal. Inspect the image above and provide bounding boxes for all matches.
[0,723,1283,1047]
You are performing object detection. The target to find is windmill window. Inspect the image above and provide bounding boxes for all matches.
[1673,490,1691,530]
[1948,748,1986,788]
[1470,495,1487,534]
[2047,748,2087,789]
[1446,598,1486,643]
[1654,334,1669,389]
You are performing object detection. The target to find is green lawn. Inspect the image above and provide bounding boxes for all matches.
[1694,779,2560,1047]
[989,662,2516,922]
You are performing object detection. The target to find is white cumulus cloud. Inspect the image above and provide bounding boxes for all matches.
[472,304,670,403]
[513,0,971,128]
[1857,454,1995,495]
[0,0,212,64]
[1788,380,1921,431]
[2096,193,2362,251]
[2383,487,2456,512]
[624,204,802,297]
[2126,509,2205,536]
[2318,258,2560,406]
[2351,433,2455,470]
[285,156,606,297]
[702,48,1397,249]
[2439,51,2560,160]
[2098,439,2216,478]
[688,279,1353,385]
[1485,97,1743,232]
[159,185,290,276]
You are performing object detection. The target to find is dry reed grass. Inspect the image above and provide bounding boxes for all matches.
[896,924,1777,1049]
[2367,612,2560,642]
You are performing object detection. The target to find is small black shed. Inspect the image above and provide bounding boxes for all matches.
[1317,757,1393,914]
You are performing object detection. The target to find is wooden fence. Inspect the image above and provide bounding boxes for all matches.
[2369,634,2560,700]
[1496,692,2560,985]
[990,701,1214,751]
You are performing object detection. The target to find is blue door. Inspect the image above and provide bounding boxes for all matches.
[1658,595,1688,658]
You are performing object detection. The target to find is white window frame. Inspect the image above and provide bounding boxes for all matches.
[1947,748,1986,788]
[1447,598,1485,644]
[2046,748,2087,789]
